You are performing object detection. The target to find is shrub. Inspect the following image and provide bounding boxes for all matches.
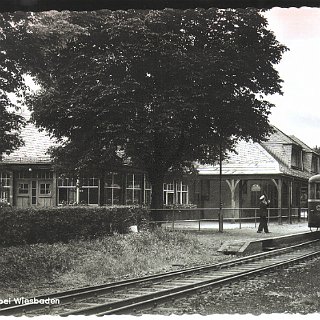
[0,199,11,208]
[0,243,77,285]
[163,203,198,209]
[0,206,150,246]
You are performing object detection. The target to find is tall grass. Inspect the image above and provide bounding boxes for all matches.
[0,229,224,297]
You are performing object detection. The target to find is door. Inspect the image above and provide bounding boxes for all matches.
[16,180,33,208]
[37,181,53,207]
[16,180,52,208]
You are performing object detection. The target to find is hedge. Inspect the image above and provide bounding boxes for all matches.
[0,206,150,246]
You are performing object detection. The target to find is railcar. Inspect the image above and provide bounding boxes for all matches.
[308,174,320,230]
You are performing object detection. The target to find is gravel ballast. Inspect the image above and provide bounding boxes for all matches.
[145,221,320,315]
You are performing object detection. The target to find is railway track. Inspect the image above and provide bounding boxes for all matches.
[1,239,320,316]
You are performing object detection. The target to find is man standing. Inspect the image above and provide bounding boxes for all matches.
[257,194,270,233]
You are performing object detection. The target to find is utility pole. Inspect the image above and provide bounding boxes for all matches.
[219,140,223,232]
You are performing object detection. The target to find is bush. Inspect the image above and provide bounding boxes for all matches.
[0,206,150,246]
[0,198,11,208]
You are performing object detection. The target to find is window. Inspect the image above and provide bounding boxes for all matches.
[17,170,53,179]
[291,147,302,169]
[309,183,320,200]
[316,184,320,200]
[58,188,76,205]
[58,176,99,205]
[0,172,10,187]
[105,173,121,205]
[144,177,152,205]
[81,177,99,187]
[58,177,77,187]
[39,183,51,195]
[17,171,30,179]
[79,177,99,205]
[0,172,11,203]
[309,183,315,199]
[38,171,53,179]
[18,183,29,194]
[311,155,319,173]
[31,181,37,205]
[57,177,77,205]
[79,187,98,205]
[176,182,189,205]
[163,183,174,205]
[163,181,189,205]
[126,174,142,205]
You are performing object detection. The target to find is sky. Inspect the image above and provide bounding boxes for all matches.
[264,7,320,149]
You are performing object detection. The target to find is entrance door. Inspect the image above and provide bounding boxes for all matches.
[16,181,30,207]
[16,179,52,208]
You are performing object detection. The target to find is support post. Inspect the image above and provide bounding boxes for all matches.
[9,171,14,206]
[272,178,282,225]
[76,178,80,205]
[289,180,293,224]
[226,179,240,222]
[52,171,57,206]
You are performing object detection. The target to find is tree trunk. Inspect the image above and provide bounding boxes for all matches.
[150,173,165,222]
[99,175,105,206]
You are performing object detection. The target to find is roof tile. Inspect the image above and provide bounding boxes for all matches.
[2,123,57,164]
[197,140,280,175]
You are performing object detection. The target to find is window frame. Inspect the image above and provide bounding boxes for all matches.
[126,173,143,205]
[39,182,52,197]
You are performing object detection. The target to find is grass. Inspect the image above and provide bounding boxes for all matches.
[0,222,307,299]
[0,229,231,299]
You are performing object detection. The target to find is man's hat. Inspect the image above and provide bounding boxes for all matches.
[259,195,265,200]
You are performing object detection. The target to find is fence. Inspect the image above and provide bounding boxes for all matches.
[149,207,308,231]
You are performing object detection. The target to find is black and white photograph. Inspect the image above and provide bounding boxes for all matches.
[1,0,320,317]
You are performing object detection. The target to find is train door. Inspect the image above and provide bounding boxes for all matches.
[308,174,320,228]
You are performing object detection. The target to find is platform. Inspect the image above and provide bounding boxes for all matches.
[218,230,320,255]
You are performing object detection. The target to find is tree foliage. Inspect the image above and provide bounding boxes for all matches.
[11,9,287,208]
[0,13,27,157]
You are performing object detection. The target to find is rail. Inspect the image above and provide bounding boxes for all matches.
[1,239,318,316]
[149,207,308,231]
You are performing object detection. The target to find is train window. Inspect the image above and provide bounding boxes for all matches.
[309,183,315,199]
[316,184,320,199]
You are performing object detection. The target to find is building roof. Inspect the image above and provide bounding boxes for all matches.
[1,123,56,164]
[197,140,281,176]
[197,126,316,180]
[265,125,299,145]
[289,135,317,154]
[277,162,312,180]
[0,122,316,181]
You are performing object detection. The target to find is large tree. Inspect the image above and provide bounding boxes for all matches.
[0,13,27,157]
[12,9,286,209]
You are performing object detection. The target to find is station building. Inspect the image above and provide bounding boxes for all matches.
[190,126,319,218]
[0,123,188,208]
[0,124,318,215]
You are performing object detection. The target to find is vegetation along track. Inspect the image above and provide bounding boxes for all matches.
[1,240,320,316]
